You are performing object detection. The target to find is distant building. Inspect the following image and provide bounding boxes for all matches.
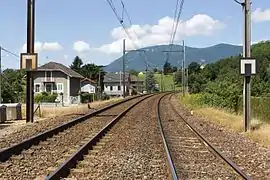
[81,78,97,94]
[33,61,84,105]
[103,72,144,96]
[103,72,130,96]
[130,75,144,94]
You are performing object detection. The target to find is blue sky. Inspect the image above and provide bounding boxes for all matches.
[1,0,270,69]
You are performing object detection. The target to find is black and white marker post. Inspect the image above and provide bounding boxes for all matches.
[241,0,254,132]
[235,0,255,132]
[240,58,256,132]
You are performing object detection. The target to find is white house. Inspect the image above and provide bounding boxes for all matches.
[103,72,130,96]
[81,78,97,94]
[33,61,84,105]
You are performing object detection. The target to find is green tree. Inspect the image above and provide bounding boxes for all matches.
[129,69,139,76]
[188,73,207,93]
[70,56,83,74]
[81,63,101,80]
[163,60,172,75]
[175,70,182,84]
[145,71,157,92]
[188,62,201,74]
[1,69,26,103]
[172,66,178,72]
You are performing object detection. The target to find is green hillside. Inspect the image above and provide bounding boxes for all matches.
[138,73,181,92]
[182,40,270,123]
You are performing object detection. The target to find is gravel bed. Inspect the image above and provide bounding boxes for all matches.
[0,97,131,149]
[67,95,169,180]
[170,94,270,179]
[0,97,144,180]
[159,95,238,179]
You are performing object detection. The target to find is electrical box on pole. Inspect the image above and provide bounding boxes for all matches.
[240,58,256,76]
[20,53,38,70]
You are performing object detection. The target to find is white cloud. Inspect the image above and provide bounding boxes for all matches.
[43,42,63,51]
[252,8,270,22]
[73,41,90,53]
[64,54,68,60]
[97,14,225,54]
[21,41,63,52]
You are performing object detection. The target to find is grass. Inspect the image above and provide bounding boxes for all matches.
[138,73,182,91]
[21,98,121,119]
[180,94,270,147]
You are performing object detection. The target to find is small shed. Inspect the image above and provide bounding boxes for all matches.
[2,103,22,120]
[0,105,7,123]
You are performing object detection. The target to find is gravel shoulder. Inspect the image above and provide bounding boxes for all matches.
[0,99,123,149]
[171,94,270,179]
[67,95,170,180]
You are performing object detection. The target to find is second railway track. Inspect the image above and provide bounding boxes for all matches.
[158,94,252,180]
[0,94,150,180]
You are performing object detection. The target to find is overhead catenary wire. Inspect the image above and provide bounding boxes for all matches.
[169,0,180,45]
[170,0,185,46]
[106,0,158,72]
[167,0,185,63]
[1,46,19,58]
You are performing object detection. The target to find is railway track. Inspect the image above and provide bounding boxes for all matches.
[157,94,252,180]
[0,94,150,180]
[47,94,169,180]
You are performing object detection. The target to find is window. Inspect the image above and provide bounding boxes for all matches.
[45,84,52,92]
[46,71,52,78]
[34,84,40,93]
[45,71,53,81]
[118,86,121,90]
[57,83,63,93]
[110,86,113,91]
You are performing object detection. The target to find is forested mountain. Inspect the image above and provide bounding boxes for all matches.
[104,43,242,72]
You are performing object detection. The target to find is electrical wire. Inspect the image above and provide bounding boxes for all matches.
[1,47,19,58]
[169,0,180,45]
[166,0,185,63]
[170,0,185,46]
[106,0,157,72]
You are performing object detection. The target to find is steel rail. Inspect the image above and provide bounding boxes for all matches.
[0,94,146,162]
[46,94,154,179]
[168,94,252,180]
[157,93,178,180]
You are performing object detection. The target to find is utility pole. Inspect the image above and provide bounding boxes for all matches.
[119,71,122,97]
[145,62,148,92]
[182,40,186,96]
[243,0,251,132]
[173,72,176,91]
[0,46,2,104]
[161,72,164,92]
[122,39,126,98]
[162,40,185,94]
[26,0,35,123]
[186,68,189,93]
[234,0,252,132]
[98,70,101,100]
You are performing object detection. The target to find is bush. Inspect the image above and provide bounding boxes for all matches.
[81,93,97,103]
[101,93,110,100]
[34,92,58,103]
[237,96,270,123]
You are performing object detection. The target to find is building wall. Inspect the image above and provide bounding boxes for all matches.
[104,82,127,96]
[70,77,81,96]
[130,81,144,92]
[81,83,96,94]
[33,71,68,104]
